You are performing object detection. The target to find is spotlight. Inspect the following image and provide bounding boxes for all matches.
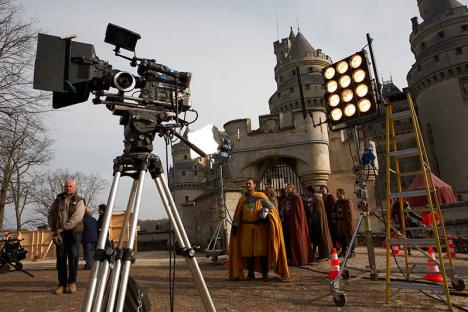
[321,50,379,131]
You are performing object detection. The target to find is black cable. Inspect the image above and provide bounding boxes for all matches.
[165,137,176,312]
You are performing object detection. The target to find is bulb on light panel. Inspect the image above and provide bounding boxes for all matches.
[341,89,353,102]
[326,80,338,93]
[350,54,363,68]
[324,67,335,80]
[358,99,372,112]
[353,69,366,83]
[356,84,368,97]
[344,104,356,117]
[328,94,340,107]
[336,61,349,74]
[339,75,351,88]
[331,108,343,121]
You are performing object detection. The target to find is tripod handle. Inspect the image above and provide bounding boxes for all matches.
[170,129,207,158]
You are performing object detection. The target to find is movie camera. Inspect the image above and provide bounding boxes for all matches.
[0,236,32,277]
[33,23,196,154]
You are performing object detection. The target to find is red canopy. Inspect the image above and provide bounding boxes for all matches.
[405,172,458,207]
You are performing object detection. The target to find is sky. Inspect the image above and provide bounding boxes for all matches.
[7,0,452,226]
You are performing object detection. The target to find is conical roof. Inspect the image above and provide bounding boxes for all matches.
[288,27,296,41]
[418,0,464,21]
[288,32,315,60]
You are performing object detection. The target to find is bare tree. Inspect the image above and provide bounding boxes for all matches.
[0,0,47,116]
[33,169,109,226]
[0,112,51,229]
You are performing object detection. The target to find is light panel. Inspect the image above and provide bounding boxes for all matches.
[321,50,379,131]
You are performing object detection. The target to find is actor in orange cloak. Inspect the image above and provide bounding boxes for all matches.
[229,179,289,281]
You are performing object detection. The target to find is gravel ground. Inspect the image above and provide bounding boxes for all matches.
[0,247,467,311]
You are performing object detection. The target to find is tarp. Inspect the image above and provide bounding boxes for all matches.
[405,172,458,207]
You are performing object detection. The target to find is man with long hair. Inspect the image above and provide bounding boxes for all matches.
[229,178,289,281]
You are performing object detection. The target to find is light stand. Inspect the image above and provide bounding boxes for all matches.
[205,158,232,262]
[329,126,378,307]
[205,137,233,262]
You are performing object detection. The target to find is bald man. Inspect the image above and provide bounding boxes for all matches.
[48,179,85,294]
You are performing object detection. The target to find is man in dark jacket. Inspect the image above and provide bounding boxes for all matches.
[48,179,85,294]
[82,207,98,270]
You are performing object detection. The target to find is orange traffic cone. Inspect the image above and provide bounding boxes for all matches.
[327,248,341,279]
[446,236,456,258]
[423,247,444,282]
[391,237,401,256]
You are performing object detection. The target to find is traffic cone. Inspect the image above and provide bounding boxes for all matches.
[423,247,444,282]
[446,236,456,258]
[391,237,401,256]
[327,248,341,279]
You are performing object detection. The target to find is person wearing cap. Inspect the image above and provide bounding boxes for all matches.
[82,207,98,270]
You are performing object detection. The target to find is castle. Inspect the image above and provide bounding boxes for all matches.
[169,0,468,246]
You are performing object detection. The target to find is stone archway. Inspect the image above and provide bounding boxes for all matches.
[259,159,303,194]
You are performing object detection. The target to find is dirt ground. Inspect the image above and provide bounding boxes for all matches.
[0,247,467,311]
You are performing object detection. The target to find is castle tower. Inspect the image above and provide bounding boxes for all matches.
[407,0,468,199]
[269,27,333,114]
[168,128,209,222]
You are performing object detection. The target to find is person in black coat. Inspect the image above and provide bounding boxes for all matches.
[82,207,98,270]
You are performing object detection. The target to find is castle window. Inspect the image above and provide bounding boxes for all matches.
[182,171,186,176]
[462,25,467,32]
[279,76,283,82]
[185,196,189,202]
[194,171,198,176]
[457,47,463,55]
[438,31,445,39]
[434,55,439,62]
[307,99,311,104]
[308,67,313,73]
[305,84,311,90]
[277,92,281,98]
[184,155,187,160]
[291,69,296,76]
[295,102,299,108]
[290,87,294,93]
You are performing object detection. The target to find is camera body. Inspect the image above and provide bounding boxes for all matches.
[33,23,192,114]
[0,237,28,273]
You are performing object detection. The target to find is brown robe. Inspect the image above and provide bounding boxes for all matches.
[310,195,333,259]
[286,192,313,266]
[336,198,357,240]
[323,193,338,247]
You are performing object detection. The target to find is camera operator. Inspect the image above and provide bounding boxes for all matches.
[48,179,85,295]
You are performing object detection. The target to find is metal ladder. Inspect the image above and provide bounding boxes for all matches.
[384,92,462,310]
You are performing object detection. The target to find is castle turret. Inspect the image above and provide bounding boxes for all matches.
[269,29,333,114]
[407,0,468,199]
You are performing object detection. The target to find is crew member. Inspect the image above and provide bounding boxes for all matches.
[48,179,85,294]
[229,178,289,281]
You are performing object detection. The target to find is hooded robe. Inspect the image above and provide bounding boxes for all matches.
[286,192,313,266]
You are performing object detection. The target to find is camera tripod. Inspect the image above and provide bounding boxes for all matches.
[82,152,216,312]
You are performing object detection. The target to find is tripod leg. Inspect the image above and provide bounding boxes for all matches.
[155,174,216,312]
[82,171,122,312]
[337,213,365,279]
[115,170,146,312]
[106,179,139,312]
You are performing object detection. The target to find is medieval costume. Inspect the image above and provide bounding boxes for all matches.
[336,197,357,257]
[309,194,333,259]
[285,191,313,266]
[229,192,289,280]
[323,192,338,248]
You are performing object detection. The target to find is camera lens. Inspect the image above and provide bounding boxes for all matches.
[113,71,136,92]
